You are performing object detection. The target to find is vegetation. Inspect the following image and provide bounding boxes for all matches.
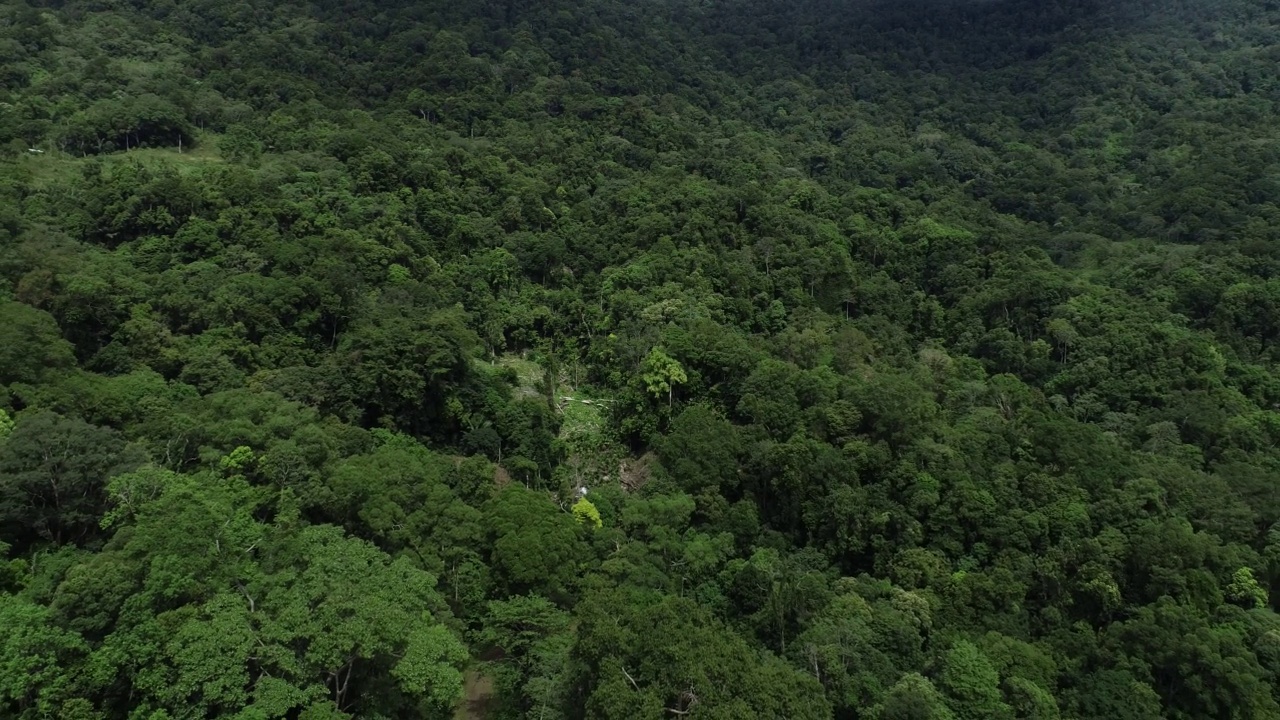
[2,0,1280,717]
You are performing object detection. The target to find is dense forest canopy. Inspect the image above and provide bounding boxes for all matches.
[2,0,1280,717]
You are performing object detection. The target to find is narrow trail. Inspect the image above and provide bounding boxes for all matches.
[454,670,495,720]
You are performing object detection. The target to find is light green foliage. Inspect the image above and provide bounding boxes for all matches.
[572,498,603,528]
[0,595,89,716]
[219,445,257,474]
[640,347,686,408]
[559,396,606,452]
[0,409,12,441]
[939,640,1013,720]
[324,440,486,610]
[218,125,261,164]
[795,586,929,714]
[1004,677,1061,720]
[391,621,469,705]
[1226,567,1269,609]
[386,263,412,284]
[101,465,177,529]
[65,471,467,719]
[0,540,25,593]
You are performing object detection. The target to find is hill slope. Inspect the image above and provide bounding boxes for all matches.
[2,0,1280,718]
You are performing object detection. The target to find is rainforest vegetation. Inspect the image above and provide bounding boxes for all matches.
[2,0,1280,717]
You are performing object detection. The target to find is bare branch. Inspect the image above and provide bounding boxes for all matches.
[620,665,640,693]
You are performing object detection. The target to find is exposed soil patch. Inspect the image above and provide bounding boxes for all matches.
[493,464,512,487]
[618,451,657,492]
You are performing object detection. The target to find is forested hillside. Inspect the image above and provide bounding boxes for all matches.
[2,0,1280,717]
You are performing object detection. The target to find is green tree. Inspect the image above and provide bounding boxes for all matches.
[575,590,830,719]
[573,497,603,529]
[218,124,263,164]
[0,302,75,386]
[483,485,585,600]
[641,347,687,409]
[0,595,88,720]
[478,595,573,719]
[1226,567,1269,609]
[77,469,469,718]
[870,673,957,720]
[938,640,1013,720]
[656,404,742,495]
[0,410,144,550]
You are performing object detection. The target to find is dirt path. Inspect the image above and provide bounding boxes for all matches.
[453,670,495,720]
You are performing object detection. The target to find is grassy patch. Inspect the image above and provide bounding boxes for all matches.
[484,353,627,486]
[493,355,546,399]
[490,354,607,441]
[17,133,225,188]
[559,395,606,452]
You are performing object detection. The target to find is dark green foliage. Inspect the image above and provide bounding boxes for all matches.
[0,410,144,551]
[2,0,1280,717]
[0,302,75,386]
[656,404,741,495]
[483,485,586,601]
[573,589,831,719]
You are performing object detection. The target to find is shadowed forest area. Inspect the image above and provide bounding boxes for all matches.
[2,0,1280,717]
